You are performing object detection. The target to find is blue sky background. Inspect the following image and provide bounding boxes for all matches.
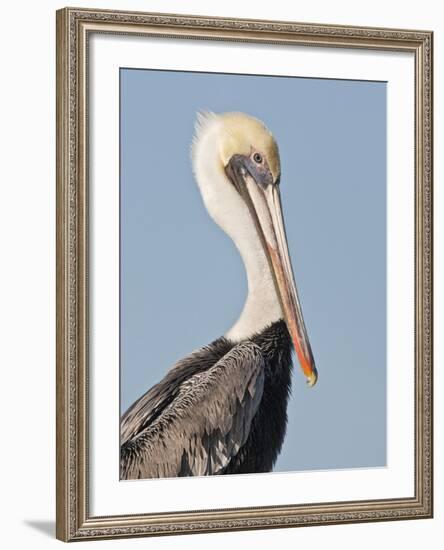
[120,68,387,472]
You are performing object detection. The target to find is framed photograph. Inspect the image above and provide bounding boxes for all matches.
[56,7,433,541]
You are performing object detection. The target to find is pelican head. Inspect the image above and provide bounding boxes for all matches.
[192,111,317,387]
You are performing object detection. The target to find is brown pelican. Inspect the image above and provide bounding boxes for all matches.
[120,112,317,479]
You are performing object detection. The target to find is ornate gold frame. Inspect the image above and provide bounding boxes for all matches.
[56,7,433,542]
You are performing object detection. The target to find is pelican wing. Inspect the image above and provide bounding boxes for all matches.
[120,341,265,479]
[121,338,232,446]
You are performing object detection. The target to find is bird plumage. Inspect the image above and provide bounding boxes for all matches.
[120,320,292,479]
[191,112,284,340]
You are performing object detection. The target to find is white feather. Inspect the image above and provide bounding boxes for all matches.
[191,112,282,341]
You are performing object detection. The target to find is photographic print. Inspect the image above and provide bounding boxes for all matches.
[56,8,432,540]
[119,69,387,480]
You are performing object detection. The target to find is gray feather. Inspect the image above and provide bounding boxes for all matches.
[120,341,265,479]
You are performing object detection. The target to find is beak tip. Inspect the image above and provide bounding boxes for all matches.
[306,369,318,388]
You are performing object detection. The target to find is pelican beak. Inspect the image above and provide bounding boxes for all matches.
[226,157,318,387]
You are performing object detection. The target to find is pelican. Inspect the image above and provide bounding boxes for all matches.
[120,112,317,479]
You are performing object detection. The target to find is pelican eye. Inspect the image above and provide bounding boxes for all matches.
[253,152,263,164]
